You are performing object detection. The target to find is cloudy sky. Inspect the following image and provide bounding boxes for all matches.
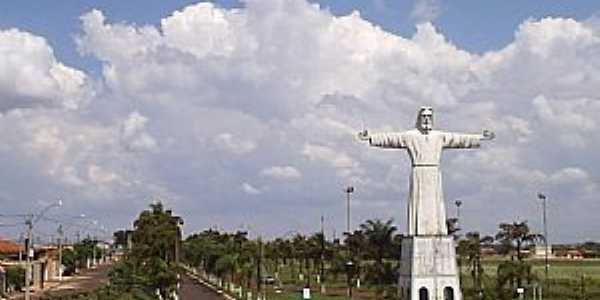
[0,0,599,243]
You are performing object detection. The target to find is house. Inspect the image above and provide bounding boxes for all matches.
[0,239,64,292]
[555,249,585,260]
[0,239,24,295]
[0,239,24,260]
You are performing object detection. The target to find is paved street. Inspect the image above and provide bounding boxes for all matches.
[179,275,224,300]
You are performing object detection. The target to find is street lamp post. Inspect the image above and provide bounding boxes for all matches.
[344,186,354,234]
[24,200,62,300]
[57,225,63,281]
[344,186,355,300]
[537,193,549,290]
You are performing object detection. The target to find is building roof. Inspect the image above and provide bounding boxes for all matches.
[0,239,23,255]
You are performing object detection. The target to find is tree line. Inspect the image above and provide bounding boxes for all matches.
[86,202,551,300]
[183,218,547,300]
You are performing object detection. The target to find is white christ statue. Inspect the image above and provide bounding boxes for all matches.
[358,107,494,236]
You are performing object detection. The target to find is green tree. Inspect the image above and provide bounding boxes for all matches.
[360,219,397,288]
[5,266,25,292]
[457,232,494,297]
[61,248,77,275]
[74,238,101,268]
[109,202,180,299]
[494,221,542,297]
[495,221,542,262]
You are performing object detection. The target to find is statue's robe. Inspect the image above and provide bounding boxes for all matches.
[369,129,480,236]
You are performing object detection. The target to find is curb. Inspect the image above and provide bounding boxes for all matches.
[184,270,236,300]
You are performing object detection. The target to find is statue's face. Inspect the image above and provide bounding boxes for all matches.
[418,109,433,133]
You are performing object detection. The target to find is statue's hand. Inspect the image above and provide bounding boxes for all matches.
[357,129,370,141]
[482,130,495,140]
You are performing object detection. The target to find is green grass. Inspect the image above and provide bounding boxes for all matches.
[458,259,600,300]
[222,259,600,300]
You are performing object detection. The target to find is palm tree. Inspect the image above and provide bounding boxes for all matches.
[457,232,494,297]
[343,229,366,292]
[495,221,542,293]
[495,221,542,262]
[359,219,397,294]
[360,219,396,266]
[292,234,308,283]
[307,232,326,286]
[344,230,366,260]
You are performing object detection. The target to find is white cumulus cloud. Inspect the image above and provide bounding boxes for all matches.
[260,166,302,180]
[120,111,158,152]
[0,29,90,111]
[213,133,257,155]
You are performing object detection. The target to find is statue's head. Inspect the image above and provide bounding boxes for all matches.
[416,106,433,133]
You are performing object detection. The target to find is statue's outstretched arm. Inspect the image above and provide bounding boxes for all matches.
[357,129,407,148]
[444,130,494,149]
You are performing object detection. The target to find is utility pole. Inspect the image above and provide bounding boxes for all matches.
[23,199,62,300]
[25,217,33,300]
[57,225,63,281]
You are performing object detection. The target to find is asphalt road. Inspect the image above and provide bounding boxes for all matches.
[179,275,224,300]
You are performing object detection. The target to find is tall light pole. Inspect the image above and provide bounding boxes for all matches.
[344,186,354,300]
[537,193,549,289]
[344,186,354,234]
[455,200,462,220]
[454,199,463,285]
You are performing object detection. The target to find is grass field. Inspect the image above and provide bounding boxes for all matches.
[259,258,600,300]
[462,259,600,300]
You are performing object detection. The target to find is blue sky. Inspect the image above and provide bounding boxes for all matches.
[1,0,600,243]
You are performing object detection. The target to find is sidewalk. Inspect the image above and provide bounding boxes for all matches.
[9,263,112,300]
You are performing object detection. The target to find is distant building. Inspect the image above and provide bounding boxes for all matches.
[531,245,556,259]
[0,239,24,260]
[532,244,555,259]
[480,246,497,257]
[0,238,66,291]
[555,248,585,259]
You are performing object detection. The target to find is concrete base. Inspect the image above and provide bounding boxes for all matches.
[398,236,461,300]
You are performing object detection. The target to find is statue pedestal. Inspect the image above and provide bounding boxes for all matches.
[398,236,461,300]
